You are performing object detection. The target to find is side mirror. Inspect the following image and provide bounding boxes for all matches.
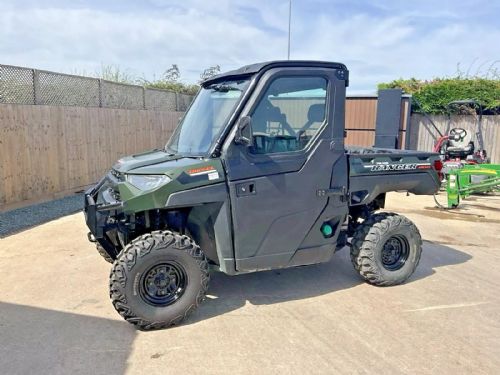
[234,116,253,146]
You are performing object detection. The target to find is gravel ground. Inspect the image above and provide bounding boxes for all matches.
[0,194,83,237]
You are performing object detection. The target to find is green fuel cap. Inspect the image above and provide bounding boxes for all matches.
[321,223,333,238]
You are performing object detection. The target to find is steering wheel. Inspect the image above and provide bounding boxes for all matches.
[449,128,467,141]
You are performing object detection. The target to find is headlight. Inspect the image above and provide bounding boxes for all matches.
[126,174,171,190]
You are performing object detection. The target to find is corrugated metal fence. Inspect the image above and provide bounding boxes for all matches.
[345,95,411,148]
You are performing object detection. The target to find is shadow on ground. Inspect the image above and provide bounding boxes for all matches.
[188,241,472,325]
[0,242,473,374]
[0,195,83,237]
[0,302,136,374]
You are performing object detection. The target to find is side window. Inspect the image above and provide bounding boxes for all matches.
[250,76,327,154]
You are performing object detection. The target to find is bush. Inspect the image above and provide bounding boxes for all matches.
[378,77,500,114]
[98,64,200,95]
[144,81,199,96]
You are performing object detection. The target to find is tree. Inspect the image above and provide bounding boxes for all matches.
[199,65,221,82]
[163,64,181,82]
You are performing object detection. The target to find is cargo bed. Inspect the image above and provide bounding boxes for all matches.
[346,146,441,206]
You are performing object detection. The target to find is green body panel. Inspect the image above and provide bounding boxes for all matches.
[110,149,226,213]
[446,164,500,207]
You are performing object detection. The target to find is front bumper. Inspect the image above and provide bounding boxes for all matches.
[84,177,123,257]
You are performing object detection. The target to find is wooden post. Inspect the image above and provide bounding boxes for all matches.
[33,69,40,105]
[98,79,103,107]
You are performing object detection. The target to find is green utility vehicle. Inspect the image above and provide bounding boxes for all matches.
[84,61,442,329]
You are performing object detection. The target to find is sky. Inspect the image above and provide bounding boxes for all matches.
[1,0,499,93]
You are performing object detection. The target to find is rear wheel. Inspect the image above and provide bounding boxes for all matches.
[109,230,209,330]
[350,213,422,286]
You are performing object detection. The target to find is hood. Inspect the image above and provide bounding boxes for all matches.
[112,149,203,174]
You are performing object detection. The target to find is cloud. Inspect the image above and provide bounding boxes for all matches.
[0,1,287,81]
[0,0,498,92]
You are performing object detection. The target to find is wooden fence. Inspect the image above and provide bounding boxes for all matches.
[0,104,181,209]
[409,114,500,164]
[1,100,498,210]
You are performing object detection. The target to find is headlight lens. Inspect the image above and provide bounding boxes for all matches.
[126,174,171,190]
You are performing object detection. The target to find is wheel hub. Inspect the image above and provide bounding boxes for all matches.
[381,235,410,271]
[140,262,187,306]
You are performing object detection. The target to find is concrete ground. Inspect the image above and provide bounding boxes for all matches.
[0,192,499,374]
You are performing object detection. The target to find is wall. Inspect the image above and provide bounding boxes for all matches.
[409,114,500,163]
[0,104,182,209]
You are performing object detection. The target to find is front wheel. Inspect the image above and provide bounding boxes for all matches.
[109,230,210,330]
[350,213,422,286]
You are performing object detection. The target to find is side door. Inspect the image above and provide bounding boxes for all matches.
[222,67,348,272]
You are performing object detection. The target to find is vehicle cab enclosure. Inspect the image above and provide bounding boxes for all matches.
[84,61,440,276]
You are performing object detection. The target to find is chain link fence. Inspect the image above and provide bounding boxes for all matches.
[0,64,194,111]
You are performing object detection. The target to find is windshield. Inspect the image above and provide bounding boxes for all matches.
[166,78,251,156]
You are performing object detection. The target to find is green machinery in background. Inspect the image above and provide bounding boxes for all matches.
[446,164,500,208]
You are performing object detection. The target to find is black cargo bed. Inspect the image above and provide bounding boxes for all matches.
[346,146,441,206]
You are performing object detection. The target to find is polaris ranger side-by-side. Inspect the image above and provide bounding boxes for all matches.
[84,61,442,329]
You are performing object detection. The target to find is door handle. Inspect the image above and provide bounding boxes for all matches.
[317,186,348,201]
[236,182,256,197]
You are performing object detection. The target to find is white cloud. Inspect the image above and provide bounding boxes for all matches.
[0,0,498,92]
[0,2,288,82]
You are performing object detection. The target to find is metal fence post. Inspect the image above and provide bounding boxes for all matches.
[175,92,179,111]
[33,69,40,105]
[142,87,146,110]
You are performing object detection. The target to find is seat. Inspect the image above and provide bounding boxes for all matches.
[446,128,474,158]
[251,99,297,154]
[300,103,325,133]
[252,99,294,135]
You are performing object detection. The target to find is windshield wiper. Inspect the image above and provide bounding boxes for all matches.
[179,154,205,159]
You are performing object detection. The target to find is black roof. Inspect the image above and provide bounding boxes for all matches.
[203,60,347,86]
